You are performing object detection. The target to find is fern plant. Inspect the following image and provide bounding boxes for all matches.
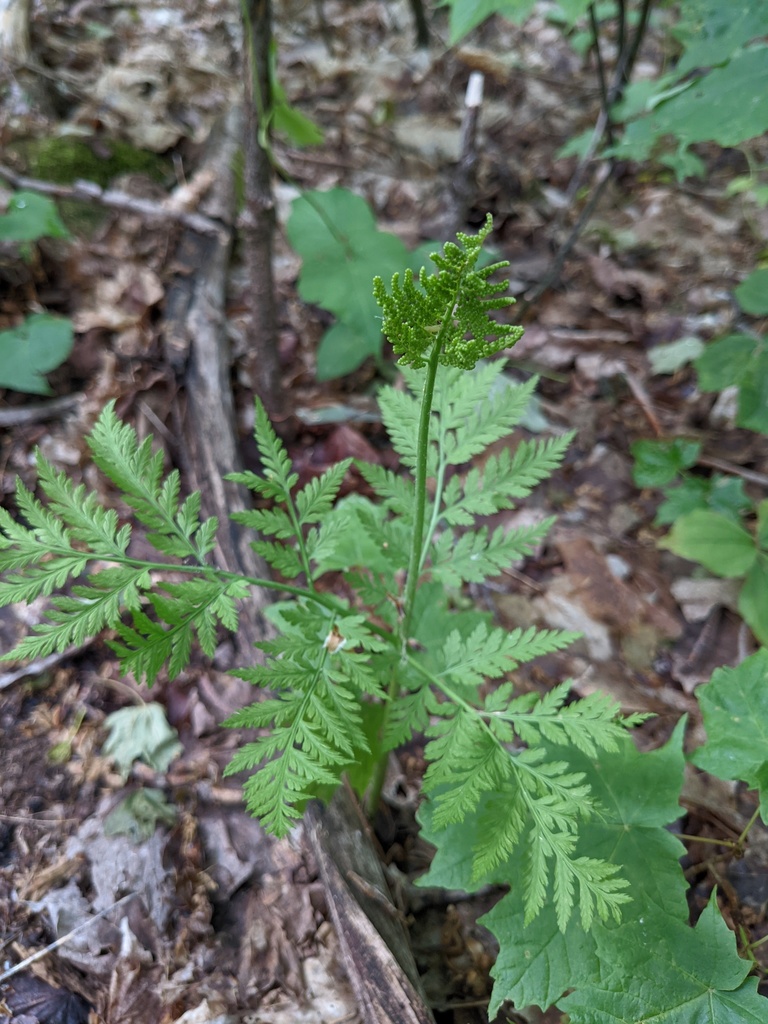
[0,215,645,931]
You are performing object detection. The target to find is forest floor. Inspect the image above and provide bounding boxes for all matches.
[1,2,768,1023]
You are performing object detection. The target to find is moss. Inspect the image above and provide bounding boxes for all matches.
[12,136,171,189]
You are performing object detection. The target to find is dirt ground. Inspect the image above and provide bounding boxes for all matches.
[1,2,768,1022]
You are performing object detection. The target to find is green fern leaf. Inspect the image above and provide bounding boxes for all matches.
[355,462,416,519]
[444,433,575,524]
[252,539,304,578]
[373,214,524,371]
[295,459,353,525]
[377,386,423,472]
[436,624,579,689]
[7,565,149,659]
[231,507,295,539]
[34,455,131,554]
[242,398,299,500]
[430,519,555,587]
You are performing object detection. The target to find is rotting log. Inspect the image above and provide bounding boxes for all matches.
[163,105,272,668]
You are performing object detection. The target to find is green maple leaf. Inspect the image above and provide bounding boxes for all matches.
[691,649,768,820]
[561,894,766,1024]
[418,721,688,1014]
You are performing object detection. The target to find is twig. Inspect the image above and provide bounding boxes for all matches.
[624,368,663,436]
[0,642,95,692]
[452,71,484,228]
[519,165,615,310]
[0,892,138,984]
[0,393,82,427]
[522,0,656,308]
[698,455,768,489]
[0,164,227,239]
[589,4,614,147]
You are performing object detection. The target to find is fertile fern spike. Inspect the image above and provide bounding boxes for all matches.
[373,214,525,370]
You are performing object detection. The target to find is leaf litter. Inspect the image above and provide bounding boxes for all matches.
[1,0,768,1021]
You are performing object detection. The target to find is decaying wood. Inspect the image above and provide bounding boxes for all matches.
[0,0,30,64]
[305,787,436,1024]
[163,106,271,665]
[242,0,282,419]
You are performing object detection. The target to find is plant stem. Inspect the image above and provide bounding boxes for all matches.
[366,317,452,818]
[401,335,448,645]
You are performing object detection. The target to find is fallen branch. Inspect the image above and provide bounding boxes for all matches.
[0,164,227,239]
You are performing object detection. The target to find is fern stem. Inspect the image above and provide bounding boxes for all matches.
[401,331,449,644]
[107,556,361,621]
[367,315,455,818]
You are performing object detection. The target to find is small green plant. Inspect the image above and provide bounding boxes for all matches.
[631,265,768,645]
[0,190,74,394]
[0,217,640,933]
[286,188,439,379]
[442,1,768,184]
[2,218,766,1017]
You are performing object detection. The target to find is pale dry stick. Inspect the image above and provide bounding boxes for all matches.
[0,164,227,239]
[0,643,95,692]
[698,454,768,489]
[0,394,82,427]
[451,71,484,228]
[623,367,664,437]
[0,892,138,984]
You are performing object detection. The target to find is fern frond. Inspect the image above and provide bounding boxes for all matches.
[86,403,209,561]
[437,368,537,466]
[356,462,416,519]
[34,455,131,554]
[231,507,295,539]
[377,386,423,471]
[435,624,579,689]
[423,707,515,828]
[295,460,353,525]
[443,433,575,525]
[494,681,645,757]
[251,539,303,578]
[228,398,298,502]
[224,656,367,835]
[110,578,242,684]
[430,520,555,587]
[6,565,150,660]
[373,214,524,371]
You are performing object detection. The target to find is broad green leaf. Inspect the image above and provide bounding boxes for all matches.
[104,788,177,841]
[618,46,768,163]
[692,649,768,816]
[102,702,182,777]
[695,333,760,391]
[631,437,701,488]
[286,189,409,378]
[648,336,705,374]
[656,475,751,527]
[735,268,768,316]
[687,47,768,150]
[0,314,74,395]
[0,191,69,242]
[561,894,766,1023]
[738,555,768,646]
[419,723,687,1014]
[445,0,536,44]
[758,500,768,550]
[660,509,757,577]
[736,347,768,433]
[673,0,768,77]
